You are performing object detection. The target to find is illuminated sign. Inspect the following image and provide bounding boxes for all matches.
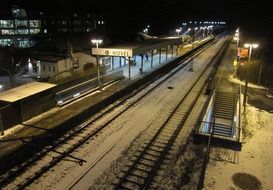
[238,48,249,58]
[92,48,133,57]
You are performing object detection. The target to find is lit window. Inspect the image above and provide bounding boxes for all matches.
[15,20,28,27]
[0,20,14,28]
[1,29,15,35]
[0,39,12,46]
[18,39,30,48]
[30,20,40,28]
[17,29,29,35]
[30,29,40,34]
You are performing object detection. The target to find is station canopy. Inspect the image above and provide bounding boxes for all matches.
[0,82,56,103]
[92,37,182,57]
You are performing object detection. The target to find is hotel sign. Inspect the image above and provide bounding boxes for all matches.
[92,48,133,57]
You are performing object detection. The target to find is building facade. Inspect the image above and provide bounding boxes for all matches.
[0,6,106,48]
[27,52,97,80]
[0,7,43,48]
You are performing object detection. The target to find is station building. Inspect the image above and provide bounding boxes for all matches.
[26,52,97,80]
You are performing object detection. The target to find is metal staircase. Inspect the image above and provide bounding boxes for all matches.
[212,91,237,138]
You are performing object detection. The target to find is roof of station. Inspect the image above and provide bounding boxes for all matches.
[92,37,182,57]
[0,82,56,103]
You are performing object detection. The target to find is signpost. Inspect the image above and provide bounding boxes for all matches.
[92,48,133,57]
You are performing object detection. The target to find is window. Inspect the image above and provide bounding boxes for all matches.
[58,28,68,32]
[61,20,67,25]
[0,20,14,28]
[18,39,30,48]
[1,29,15,35]
[73,20,81,25]
[0,39,12,46]
[30,29,40,34]
[29,20,40,28]
[17,29,29,34]
[48,66,51,72]
[15,20,28,27]
[73,28,82,32]
[12,9,27,18]
[53,66,55,72]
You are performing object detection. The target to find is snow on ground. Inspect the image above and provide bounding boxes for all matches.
[204,105,273,190]
[26,38,225,190]
[228,75,265,90]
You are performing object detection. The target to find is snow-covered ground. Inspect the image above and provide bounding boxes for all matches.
[22,38,225,190]
[204,104,273,190]
[228,75,266,90]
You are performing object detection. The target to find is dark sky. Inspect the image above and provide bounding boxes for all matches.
[1,0,272,48]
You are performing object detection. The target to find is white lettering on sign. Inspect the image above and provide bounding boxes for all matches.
[92,48,133,57]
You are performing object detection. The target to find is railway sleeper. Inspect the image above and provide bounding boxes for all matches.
[145,149,161,157]
[139,157,156,165]
[148,144,165,150]
[142,154,158,162]
[126,174,145,184]
[131,169,149,178]
[119,180,140,190]
[136,162,153,170]
[128,172,147,180]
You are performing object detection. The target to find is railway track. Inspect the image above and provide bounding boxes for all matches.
[0,39,217,190]
[113,38,230,190]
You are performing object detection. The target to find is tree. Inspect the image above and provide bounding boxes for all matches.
[0,47,15,87]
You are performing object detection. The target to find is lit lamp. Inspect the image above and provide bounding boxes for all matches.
[91,39,103,88]
[176,28,182,36]
[243,43,259,112]
[234,28,240,47]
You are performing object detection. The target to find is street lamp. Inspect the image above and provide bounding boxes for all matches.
[243,43,259,112]
[91,39,103,88]
[234,28,240,47]
[176,28,182,36]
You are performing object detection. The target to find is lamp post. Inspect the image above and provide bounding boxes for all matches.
[91,39,103,88]
[243,43,259,112]
[234,28,240,47]
[176,28,182,36]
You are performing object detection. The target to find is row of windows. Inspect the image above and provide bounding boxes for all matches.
[0,39,12,46]
[0,20,40,28]
[57,28,93,32]
[0,38,32,48]
[42,65,56,73]
[1,29,40,35]
[53,20,95,25]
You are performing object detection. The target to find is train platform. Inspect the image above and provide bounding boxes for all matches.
[0,38,212,160]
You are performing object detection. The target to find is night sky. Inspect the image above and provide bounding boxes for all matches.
[1,0,272,49]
